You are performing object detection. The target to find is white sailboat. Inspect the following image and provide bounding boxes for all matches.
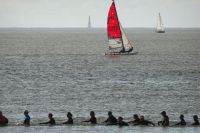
[156,13,165,33]
[106,0,136,55]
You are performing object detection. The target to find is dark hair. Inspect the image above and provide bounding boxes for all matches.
[161,111,166,115]
[180,114,184,118]
[118,117,123,120]
[48,113,53,117]
[24,110,29,114]
[193,115,198,119]
[67,112,72,117]
[108,111,112,115]
[90,111,95,116]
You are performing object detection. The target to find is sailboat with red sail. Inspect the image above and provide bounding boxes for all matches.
[106,0,136,55]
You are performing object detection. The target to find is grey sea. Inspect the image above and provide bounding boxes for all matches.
[0,28,200,133]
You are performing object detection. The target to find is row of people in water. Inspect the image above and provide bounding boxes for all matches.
[0,110,199,126]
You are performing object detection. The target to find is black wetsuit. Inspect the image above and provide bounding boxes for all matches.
[40,118,55,125]
[84,117,97,124]
[24,115,30,125]
[192,120,200,125]
[129,118,140,125]
[104,115,117,125]
[175,119,186,126]
[136,120,155,126]
[118,121,129,126]
[63,118,73,124]
[158,115,169,126]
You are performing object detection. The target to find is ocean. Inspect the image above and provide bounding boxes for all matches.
[0,28,200,132]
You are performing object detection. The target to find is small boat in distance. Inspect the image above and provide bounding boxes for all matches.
[105,0,136,55]
[156,13,165,33]
[88,16,91,29]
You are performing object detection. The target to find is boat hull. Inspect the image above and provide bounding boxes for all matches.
[156,30,165,33]
[105,52,138,55]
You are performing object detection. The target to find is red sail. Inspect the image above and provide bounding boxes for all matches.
[107,2,122,38]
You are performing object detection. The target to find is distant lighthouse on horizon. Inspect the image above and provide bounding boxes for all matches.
[88,16,91,29]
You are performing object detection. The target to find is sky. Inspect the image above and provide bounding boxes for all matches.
[0,0,200,28]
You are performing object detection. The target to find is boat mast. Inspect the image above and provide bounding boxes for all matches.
[112,0,125,51]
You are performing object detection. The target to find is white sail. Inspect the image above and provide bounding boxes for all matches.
[156,13,165,33]
[108,38,124,52]
[119,23,133,51]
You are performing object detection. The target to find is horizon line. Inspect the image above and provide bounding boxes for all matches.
[0,27,200,29]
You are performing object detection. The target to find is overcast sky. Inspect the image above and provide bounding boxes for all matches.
[0,0,199,27]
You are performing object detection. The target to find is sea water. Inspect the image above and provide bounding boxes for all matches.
[0,28,200,132]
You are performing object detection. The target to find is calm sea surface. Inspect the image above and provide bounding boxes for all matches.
[0,28,200,132]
